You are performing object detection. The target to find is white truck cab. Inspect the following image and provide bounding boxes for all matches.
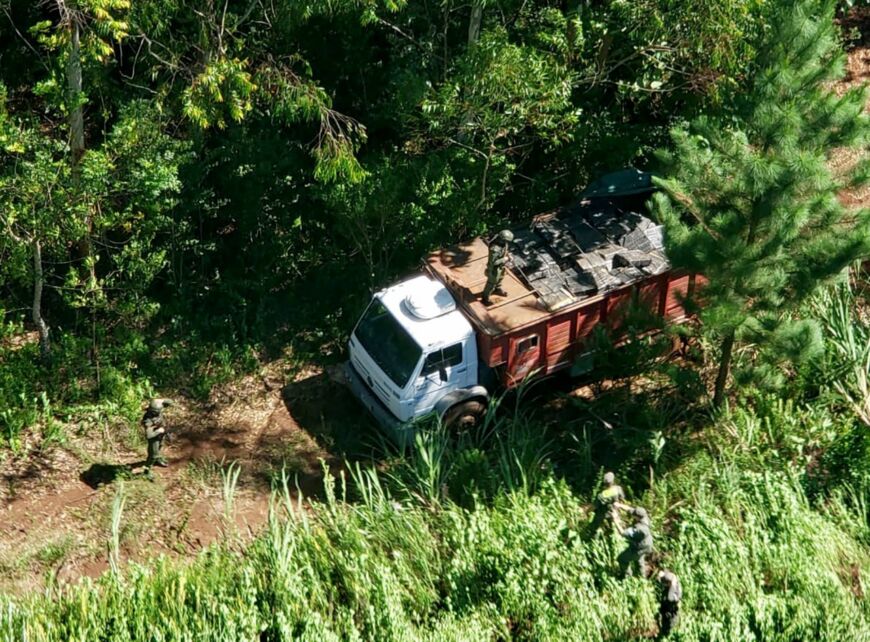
[345,274,489,438]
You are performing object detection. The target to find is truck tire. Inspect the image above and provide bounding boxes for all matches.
[443,400,486,430]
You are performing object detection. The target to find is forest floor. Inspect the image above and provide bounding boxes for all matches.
[0,41,867,596]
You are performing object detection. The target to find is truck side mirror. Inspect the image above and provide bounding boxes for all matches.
[438,364,448,382]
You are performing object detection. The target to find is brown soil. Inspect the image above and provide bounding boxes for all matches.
[831,39,870,210]
[0,361,374,594]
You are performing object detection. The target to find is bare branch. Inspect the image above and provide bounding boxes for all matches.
[375,16,441,60]
[2,5,50,72]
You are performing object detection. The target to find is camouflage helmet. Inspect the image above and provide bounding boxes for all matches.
[603,471,616,486]
[148,398,173,412]
[497,229,514,243]
[658,569,677,585]
[633,507,649,521]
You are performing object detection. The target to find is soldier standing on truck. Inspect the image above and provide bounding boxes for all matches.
[589,471,628,535]
[142,398,173,472]
[482,229,514,305]
[618,506,654,578]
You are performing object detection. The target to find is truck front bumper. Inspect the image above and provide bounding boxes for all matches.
[343,361,411,444]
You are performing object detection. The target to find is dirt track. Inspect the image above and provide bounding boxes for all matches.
[0,363,373,593]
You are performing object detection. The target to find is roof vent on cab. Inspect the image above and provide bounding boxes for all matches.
[404,279,456,320]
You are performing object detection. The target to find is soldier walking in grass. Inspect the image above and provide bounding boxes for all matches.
[657,569,682,637]
[590,471,628,535]
[482,229,514,305]
[618,506,653,578]
[143,398,173,470]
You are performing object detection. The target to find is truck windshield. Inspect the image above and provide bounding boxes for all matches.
[354,298,422,388]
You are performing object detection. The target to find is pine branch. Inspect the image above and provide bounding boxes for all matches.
[657,179,724,243]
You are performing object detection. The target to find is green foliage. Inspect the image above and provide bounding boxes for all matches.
[182,58,256,129]
[2,420,870,640]
[811,272,870,425]
[587,0,765,104]
[421,28,577,147]
[658,461,870,641]
[0,92,186,334]
[652,0,870,403]
[0,328,152,454]
[0,0,797,447]
[29,0,130,63]
[708,393,846,474]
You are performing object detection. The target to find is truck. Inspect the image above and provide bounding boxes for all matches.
[345,169,701,439]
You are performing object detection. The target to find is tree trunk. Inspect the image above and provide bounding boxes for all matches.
[595,32,613,83]
[67,13,99,380]
[565,0,580,62]
[32,239,51,361]
[467,1,483,48]
[68,19,84,172]
[68,16,93,270]
[713,330,735,407]
[459,2,484,143]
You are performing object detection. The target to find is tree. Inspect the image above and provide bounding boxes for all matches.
[0,85,70,361]
[652,0,870,406]
[0,84,184,366]
[419,24,578,211]
[126,0,381,184]
[35,0,130,267]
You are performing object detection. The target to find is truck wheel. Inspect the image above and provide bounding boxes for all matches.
[443,400,486,430]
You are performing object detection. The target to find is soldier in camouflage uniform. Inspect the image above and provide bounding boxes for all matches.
[657,569,682,637]
[589,471,627,534]
[482,229,514,305]
[142,398,173,469]
[618,506,654,578]
[658,571,683,639]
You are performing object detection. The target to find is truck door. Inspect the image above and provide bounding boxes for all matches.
[413,343,466,414]
[507,333,541,386]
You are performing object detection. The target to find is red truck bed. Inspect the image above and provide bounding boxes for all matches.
[425,200,700,387]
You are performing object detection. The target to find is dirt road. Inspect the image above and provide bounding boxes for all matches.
[0,363,374,594]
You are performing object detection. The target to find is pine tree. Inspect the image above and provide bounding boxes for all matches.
[652,0,870,406]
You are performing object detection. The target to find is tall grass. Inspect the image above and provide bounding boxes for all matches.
[382,388,554,508]
[813,274,870,425]
[2,438,869,641]
[221,461,242,526]
[108,482,127,577]
[3,289,870,640]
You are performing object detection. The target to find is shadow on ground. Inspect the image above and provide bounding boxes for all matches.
[523,366,710,497]
[147,366,386,501]
[278,368,385,460]
[80,461,150,488]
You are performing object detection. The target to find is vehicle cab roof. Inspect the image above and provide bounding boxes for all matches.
[377,274,473,350]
